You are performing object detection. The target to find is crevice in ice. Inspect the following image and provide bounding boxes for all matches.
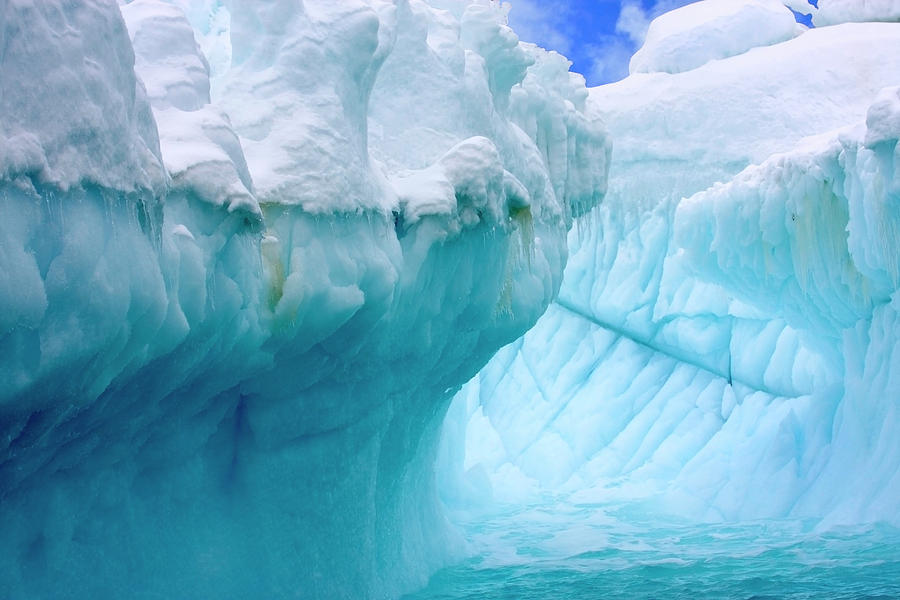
[506,348,575,462]
[552,299,789,398]
[224,394,249,488]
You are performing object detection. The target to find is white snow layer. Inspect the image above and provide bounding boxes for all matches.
[0,1,608,598]
[783,0,900,26]
[0,0,165,193]
[444,17,900,528]
[813,0,900,26]
[629,0,802,75]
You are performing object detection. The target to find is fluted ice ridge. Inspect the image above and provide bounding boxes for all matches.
[448,13,900,527]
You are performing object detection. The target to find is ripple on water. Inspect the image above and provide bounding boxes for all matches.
[404,504,900,600]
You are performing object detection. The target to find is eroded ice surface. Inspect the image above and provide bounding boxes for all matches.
[3,0,900,597]
[0,1,608,598]
[443,7,900,529]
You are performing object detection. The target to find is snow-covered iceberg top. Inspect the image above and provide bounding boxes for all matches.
[630,0,803,75]
[0,0,164,193]
[126,0,609,220]
[806,0,900,26]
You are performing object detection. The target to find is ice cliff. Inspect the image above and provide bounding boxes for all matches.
[0,0,608,597]
[447,0,900,526]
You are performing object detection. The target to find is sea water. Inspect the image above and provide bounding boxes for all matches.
[405,500,900,599]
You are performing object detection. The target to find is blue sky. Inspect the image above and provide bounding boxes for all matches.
[505,0,816,86]
[505,0,699,85]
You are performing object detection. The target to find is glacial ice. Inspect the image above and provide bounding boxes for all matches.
[0,1,608,598]
[3,0,899,597]
[445,8,900,528]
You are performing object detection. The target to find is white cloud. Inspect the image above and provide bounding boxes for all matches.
[615,0,698,46]
[504,0,576,56]
[584,36,635,83]
[505,0,701,85]
[615,1,650,45]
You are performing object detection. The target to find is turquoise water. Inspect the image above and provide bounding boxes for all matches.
[405,503,900,599]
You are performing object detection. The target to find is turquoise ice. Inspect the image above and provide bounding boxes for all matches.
[0,0,898,598]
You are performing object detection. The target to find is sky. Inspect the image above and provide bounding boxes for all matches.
[504,0,699,86]
[504,0,815,86]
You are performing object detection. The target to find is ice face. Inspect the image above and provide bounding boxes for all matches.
[444,18,900,527]
[0,1,608,598]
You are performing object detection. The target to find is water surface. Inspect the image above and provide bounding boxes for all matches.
[405,502,900,599]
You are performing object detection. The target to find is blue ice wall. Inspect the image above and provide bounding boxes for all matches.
[442,17,900,526]
[0,1,609,597]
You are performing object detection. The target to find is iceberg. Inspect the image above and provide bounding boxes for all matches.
[3,0,899,596]
[446,3,900,528]
[0,0,608,597]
